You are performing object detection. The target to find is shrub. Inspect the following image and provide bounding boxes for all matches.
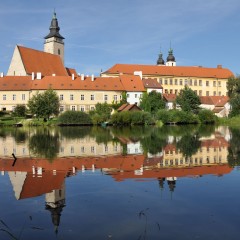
[198,109,216,124]
[110,111,154,125]
[156,109,199,124]
[58,111,92,125]
[12,105,27,117]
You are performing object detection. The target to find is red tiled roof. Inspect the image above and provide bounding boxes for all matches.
[0,76,32,90]
[200,96,229,106]
[163,93,176,102]
[119,75,145,92]
[105,64,233,79]
[117,103,142,112]
[18,45,68,76]
[66,68,77,76]
[142,78,163,89]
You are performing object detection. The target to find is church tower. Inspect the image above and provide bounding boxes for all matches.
[44,11,65,63]
[166,47,176,66]
[157,51,165,66]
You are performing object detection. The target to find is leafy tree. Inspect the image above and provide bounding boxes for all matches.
[111,92,127,110]
[90,102,112,124]
[28,89,60,120]
[227,76,240,117]
[12,105,26,117]
[176,86,200,113]
[140,91,165,114]
[227,76,240,98]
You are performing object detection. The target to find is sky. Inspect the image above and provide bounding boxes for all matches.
[0,0,240,76]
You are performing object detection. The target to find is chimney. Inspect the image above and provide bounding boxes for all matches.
[52,73,56,77]
[91,74,94,81]
[134,71,142,80]
[36,72,42,80]
[217,65,222,69]
[81,74,84,81]
[32,72,35,80]
[0,72,3,78]
[72,73,75,80]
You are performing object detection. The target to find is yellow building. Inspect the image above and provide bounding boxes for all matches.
[102,49,233,97]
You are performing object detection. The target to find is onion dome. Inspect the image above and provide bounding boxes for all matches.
[167,48,175,62]
[157,53,165,65]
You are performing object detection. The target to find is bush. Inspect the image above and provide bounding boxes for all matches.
[110,111,154,125]
[58,111,92,125]
[156,109,199,124]
[12,105,27,117]
[198,109,216,124]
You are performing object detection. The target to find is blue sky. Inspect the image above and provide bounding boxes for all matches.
[0,0,240,76]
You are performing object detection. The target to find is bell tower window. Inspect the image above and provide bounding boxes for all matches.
[58,49,61,55]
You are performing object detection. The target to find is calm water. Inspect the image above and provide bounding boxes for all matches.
[0,125,239,240]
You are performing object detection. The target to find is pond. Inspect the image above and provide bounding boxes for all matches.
[0,125,239,240]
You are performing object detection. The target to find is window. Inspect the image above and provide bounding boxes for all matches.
[219,91,221,96]
[113,95,117,101]
[80,106,85,112]
[175,90,178,94]
[199,80,202,86]
[90,106,95,111]
[3,94,6,100]
[22,94,25,101]
[194,80,197,86]
[91,146,95,153]
[104,95,108,101]
[213,91,216,96]
[165,89,168,94]
[91,95,94,100]
[218,81,221,87]
[58,49,61,55]
[164,79,168,85]
[59,94,63,100]
[71,105,76,111]
[60,106,64,112]
[175,79,178,85]
[189,79,192,86]
[179,79,183,85]
[71,146,74,154]
[185,79,188,85]
[127,94,129,98]
[170,79,173,85]
[206,81,209,86]
[81,146,85,153]
[213,81,216,87]
[135,94,138,98]
[70,94,74,100]
[194,90,197,94]
[159,79,163,84]
[13,94,16,101]
[206,91,209,96]
[105,145,108,152]
[199,90,202,96]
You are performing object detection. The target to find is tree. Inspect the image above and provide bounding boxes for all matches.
[227,76,240,117]
[140,91,165,115]
[176,86,200,113]
[28,89,60,120]
[12,105,26,117]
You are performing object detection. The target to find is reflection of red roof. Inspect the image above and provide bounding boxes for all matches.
[105,64,233,79]
[201,136,229,148]
[19,171,66,200]
[111,165,233,182]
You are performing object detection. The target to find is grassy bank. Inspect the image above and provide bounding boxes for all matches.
[217,116,240,128]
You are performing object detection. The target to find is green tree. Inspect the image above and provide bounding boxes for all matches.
[12,105,26,117]
[28,89,60,120]
[140,91,165,114]
[176,86,200,113]
[227,76,240,117]
[90,102,112,124]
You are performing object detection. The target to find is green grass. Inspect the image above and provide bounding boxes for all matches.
[217,115,240,128]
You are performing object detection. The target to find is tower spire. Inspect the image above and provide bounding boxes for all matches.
[44,11,65,63]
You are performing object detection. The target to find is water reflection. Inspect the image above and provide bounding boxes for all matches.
[0,125,237,238]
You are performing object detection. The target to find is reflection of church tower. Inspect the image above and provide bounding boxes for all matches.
[44,11,65,63]
[167,177,177,192]
[45,182,66,234]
